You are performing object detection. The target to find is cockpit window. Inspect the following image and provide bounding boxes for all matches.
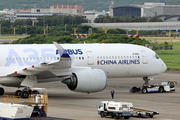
[155,54,160,59]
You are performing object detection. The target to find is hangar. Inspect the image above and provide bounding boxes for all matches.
[112,2,180,22]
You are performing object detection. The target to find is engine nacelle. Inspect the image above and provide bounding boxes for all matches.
[62,68,107,93]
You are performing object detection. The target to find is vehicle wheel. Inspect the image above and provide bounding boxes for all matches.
[20,91,29,98]
[124,116,130,119]
[15,90,22,96]
[32,90,39,94]
[100,112,104,118]
[159,87,164,93]
[111,114,114,118]
[114,113,120,119]
[142,88,147,94]
[138,113,142,118]
[131,86,137,93]
[149,114,153,118]
[0,87,4,95]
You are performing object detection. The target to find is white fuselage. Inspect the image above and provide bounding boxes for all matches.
[0,43,166,87]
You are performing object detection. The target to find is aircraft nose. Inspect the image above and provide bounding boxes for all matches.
[161,61,167,73]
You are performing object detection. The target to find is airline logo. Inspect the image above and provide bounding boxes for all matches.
[5,48,83,66]
[65,49,83,55]
[56,49,83,55]
[97,59,140,65]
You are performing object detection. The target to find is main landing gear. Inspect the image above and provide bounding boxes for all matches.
[0,87,4,95]
[15,87,39,98]
[0,87,39,98]
[143,77,149,86]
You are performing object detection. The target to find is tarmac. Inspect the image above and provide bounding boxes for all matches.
[0,70,179,120]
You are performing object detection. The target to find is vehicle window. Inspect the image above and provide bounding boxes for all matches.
[122,105,128,108]
[161,81,168,86]
[155,54,160,59]
[99,103,103,108]
[108,107,115,110]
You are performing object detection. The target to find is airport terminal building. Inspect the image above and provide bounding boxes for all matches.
[112,2,180,22]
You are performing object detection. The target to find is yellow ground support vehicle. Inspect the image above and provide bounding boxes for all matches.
[132,108,159,118]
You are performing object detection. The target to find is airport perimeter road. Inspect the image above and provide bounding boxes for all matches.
[1,71,180,120]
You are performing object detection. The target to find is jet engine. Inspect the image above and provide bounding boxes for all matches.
[62,68,107,93]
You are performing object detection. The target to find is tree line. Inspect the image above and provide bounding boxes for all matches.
[12,31,150,46]
[0,15,88,34]
[0,14,165,35]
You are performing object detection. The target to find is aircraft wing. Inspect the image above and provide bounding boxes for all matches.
[7,42,71,77]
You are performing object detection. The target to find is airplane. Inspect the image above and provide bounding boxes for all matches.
[0,42,167,98]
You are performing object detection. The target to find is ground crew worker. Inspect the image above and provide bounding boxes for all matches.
[110,88,115,99]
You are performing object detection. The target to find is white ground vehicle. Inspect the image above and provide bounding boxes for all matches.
[98,101,133,119]
[130,80,177,93]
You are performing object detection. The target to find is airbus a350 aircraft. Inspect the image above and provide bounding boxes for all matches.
[0,42,167,98]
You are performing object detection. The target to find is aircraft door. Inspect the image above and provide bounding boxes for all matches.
[141,50,148,64]
[86,51,94,65]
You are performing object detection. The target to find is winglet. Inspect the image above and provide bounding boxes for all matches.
[53,42,64,57]
[53,42,70,59]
